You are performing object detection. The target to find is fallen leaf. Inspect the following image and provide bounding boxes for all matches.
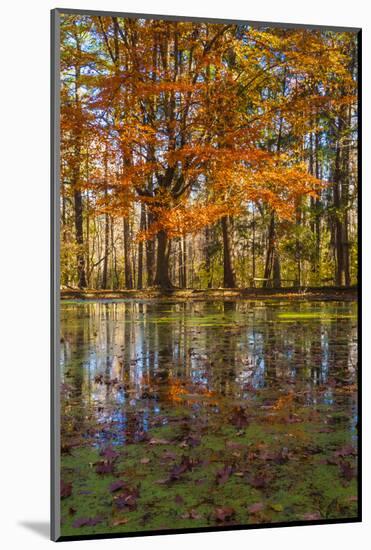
[112,517,129,527]
[113,487,139,511]
[230,406,249,429]
[170,456,195,481]
[61,480,72,499]
[248,502,264,514]
[181,509,201,520]
[100,446,120,461]
[302,512,321,521]
[214,507,235,522]
[216,465,233,485]
[334,445,356,458]
[109,480,125,493]
[95,461,115,475]
[339,461,355,481]
[270,503,283,512]
[248,475,267,489]
[73,516,103,528]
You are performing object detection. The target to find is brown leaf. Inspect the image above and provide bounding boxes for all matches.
[109,480,125,493]
[112,517,129,527]
[248,502,264,514]
[216,465,233,485]
[302,512,321,521]
[249,475,267,489]
[334,445,356,458]
[95,460,115,475]
[230,406,249,429]
[114,490,138,511]
[73,516,103,528]
[149,438,171,445]
[181,509,202,520]
[61,480,72,499]
[214,507,235,522]
[339,460,355,481]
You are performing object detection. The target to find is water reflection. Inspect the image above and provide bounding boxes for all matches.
[60,300,357,446]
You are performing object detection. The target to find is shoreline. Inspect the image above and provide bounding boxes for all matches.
[60,286,358,302]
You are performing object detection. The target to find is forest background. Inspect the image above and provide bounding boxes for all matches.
[60,14,358,291]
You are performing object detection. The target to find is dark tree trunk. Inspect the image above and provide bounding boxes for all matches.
[71,35,87,289]
[221,216,236,288]
[333,136,344,286]
[273,252,281,288]
[102,158,110,289]
[252,206,256,282]
[73,188,87,289]
[137,203,146,289]
[205,225,213,288]
[102,212,109,289]
[263,212,280,288]
[182,235,187,288]
[123,217,133,289]
[154,230,172,288]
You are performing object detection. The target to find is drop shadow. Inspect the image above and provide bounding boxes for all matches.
[18,521,50,539]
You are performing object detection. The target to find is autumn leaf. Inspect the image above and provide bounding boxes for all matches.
[109,480,125,493]
[61,480,72,499]
[248,502,264,514]
[214,507,236,522]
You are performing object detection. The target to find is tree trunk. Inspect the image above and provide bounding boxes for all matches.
[102,212,109,289]
[123,217,133,289]
[154,230,172,288]
[205,225,213,288]
[182,235,187,288]
[102,159,110,289]
[137,203,146,290]
[221,216,236,288]
[263,212,279,288]
[73,188,87,288]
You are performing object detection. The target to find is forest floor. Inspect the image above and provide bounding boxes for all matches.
[60,286,357,302]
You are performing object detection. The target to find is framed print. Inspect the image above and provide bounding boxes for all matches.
[51,8,361,541]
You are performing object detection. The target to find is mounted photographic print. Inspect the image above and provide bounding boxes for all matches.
[51,8,361,541]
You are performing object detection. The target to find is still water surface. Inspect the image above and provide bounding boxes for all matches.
[60,300,357,447]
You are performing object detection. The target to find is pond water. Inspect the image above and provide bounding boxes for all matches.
[61,300,357,445]
[60,299,358,533]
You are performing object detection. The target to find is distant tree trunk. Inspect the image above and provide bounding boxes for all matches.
[263,99,283,289]
[221,216,236,288]
[342,105,352,287]
[137,203,146,289]
[182,235,187,288]
[102,154,110,289]
[71,35,87,289]
[73,187,87,289]
[263,212,281,288]
[154,230,172,288]
[333,128,344,286]
[178,237,187,288]
[102,212,109,289]
[273,253,281,288]
[111,219,118,289]
[123,217,133,289]
[205,225,213,288]
[252,205,256,282]
[146,233,155,286]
